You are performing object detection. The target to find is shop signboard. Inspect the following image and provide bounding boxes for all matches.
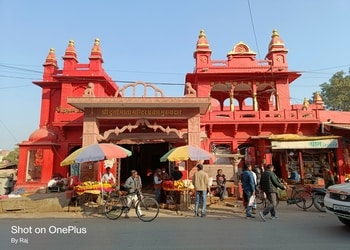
[271,139,338,149]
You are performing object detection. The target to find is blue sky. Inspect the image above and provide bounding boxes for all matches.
[1,0,350,150]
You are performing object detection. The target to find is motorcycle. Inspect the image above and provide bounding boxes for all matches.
[311,187,327,212]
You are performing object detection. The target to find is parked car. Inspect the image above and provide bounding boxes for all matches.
[324,182,350,226]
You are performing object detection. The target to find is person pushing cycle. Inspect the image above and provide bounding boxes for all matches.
[124,170,143,218]
[259,164,286,222]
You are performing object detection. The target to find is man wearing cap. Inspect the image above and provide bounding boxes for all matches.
[192,164,209,217]
[124,170,143,218]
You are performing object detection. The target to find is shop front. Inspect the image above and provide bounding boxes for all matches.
[269,134,341,186]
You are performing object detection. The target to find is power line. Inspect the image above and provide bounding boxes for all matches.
[0,64,42,74]
[0,61,350,80]
[300,65,350,73]
[247,0,261,59]
[106,69,184,76]
[0,62,349,96]
[0,120,19,145]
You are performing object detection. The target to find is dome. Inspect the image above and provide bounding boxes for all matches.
[29,127,57,142]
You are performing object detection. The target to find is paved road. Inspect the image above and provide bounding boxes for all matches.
[1,203,350,250]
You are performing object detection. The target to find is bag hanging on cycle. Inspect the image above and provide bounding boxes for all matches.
[277,188,288,201]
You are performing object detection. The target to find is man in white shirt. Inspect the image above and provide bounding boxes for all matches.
[102,167,116,184]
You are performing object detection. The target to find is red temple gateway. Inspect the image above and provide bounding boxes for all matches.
[16,30,350,192]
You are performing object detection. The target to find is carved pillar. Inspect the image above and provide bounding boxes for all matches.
[252,82,258,111]
[231,155,243,199]
[187,114,201,147]
[253,92,258,111]
[82,115,99,147]
[229,88,235,111]
[275,91,280,111]
[40,88,51,127]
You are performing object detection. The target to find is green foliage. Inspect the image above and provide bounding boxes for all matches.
[2,147,19,165]
[319,69,350,111]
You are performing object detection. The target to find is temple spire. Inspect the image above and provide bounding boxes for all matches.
[43,48,58,80]
[193,29,212,71]
[63,40,77,59]
[43,48,57,68]
[89,38,103,62]
[62,40,78,70]
[265,29,288,69]
[195,29,211,52]
[89,38,104,70]
[268,29,287,53]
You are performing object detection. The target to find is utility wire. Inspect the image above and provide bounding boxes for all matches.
[0,120,19,145]
[0,62,349,82]
[247,0,261,59]
[0,64,42,74]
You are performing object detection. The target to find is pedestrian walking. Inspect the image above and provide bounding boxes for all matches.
[259,164,286,222]
[192,164,209,217]
[241,164,256,219]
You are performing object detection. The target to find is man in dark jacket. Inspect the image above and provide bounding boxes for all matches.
[241,164,256,219]
[259,164,285,221]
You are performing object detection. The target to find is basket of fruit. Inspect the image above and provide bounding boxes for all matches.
[162,180,174,190]
[173,180,185,190]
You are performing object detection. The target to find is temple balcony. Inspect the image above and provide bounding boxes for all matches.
[203,109,320,122]
[195,59,272,73]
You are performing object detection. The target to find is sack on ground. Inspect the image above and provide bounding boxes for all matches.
[277,188,288,200]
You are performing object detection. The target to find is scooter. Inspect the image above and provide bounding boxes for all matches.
[311,187,327,212]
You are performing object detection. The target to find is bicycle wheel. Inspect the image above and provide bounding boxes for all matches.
[136,197,159,222]
[313,194,326,212]
[104,197,123,220]
[295,190,313,210]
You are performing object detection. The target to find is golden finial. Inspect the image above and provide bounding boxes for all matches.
[314,91,323,102]
[199,29,206,38]
[44,47,57,65]
[271,29,279,38]
[68,40,75,46]
[94,38,100,46]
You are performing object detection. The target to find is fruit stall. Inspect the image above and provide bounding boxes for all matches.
[162,180,193,211]
[67,181,114,208]
[74,181,114,195]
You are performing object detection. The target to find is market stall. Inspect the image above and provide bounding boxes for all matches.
[162,180,193,212]
[74,181,114,196]
[60,143,132,211]
[72,181,114,208]
[160,145,214,180]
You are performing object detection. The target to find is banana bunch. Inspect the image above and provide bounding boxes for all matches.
[173,180,184,189]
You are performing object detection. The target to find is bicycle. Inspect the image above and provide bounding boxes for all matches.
[255,188,281,209]
[256,187,268,208]
[256,184,313,210]
[311,187,326,212]
[285,184,313,210]
[104,189,159,222]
